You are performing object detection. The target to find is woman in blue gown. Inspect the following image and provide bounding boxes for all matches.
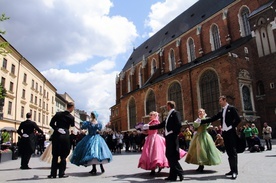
[70,111,112,174]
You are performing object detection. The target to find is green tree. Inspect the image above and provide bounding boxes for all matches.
[0,13,10,55]
[0,13,9,101]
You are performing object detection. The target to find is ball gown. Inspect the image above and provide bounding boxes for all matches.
[70,121,112,166]
[185,120,221,166]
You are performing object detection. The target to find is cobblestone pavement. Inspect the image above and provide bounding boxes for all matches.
[0,144,275,183]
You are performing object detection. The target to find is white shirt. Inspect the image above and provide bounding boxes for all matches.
[222,104,232,131]
[165,109,174,136]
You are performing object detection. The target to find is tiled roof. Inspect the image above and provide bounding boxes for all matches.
[122,0,235,72]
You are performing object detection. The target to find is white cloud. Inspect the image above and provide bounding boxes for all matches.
[146,0,198,36]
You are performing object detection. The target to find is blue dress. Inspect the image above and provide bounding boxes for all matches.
[70,121,112,166]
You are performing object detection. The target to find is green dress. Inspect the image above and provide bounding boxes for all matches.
[185,120,222,166]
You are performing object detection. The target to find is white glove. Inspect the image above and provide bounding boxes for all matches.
[194,118,201,124]
[58,128,66,134]
[22,134,29,138]
[142,124,150,130]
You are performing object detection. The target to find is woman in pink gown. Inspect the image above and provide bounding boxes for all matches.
[138,111,186,175]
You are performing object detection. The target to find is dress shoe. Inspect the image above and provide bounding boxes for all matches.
[89,169,97,174]
[47,175,56,178]
[59,174,69,178]
[20,166,31,170]
[225,171,232,176]
[157,167,163,173]
[231,173,237,179]
[164,177,176,181]
[149,170,155,175]
[178,174,184,181]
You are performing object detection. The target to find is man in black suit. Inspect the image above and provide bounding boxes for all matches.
[48,102,75,178]
[200,95,241,179]
[17,112,43,169]
[144,101,183,181]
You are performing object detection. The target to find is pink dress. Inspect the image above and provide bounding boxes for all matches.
[138,119,169,170]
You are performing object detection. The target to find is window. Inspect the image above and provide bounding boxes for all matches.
[34,111,36,121]
[40,86,42,94]
[127,75,131,92]
[128,98,136,129]
[210,24,221,50]
[239,7,251,37]
[1,77,5,88]
[30,94,33,103]
[23,73,27,83]
[9,82,14,92]
[242,85,253,111]
[32,79,35,89]
[169,49,176,71]
[8,101,12,115]
[146,90,156,114]
[2,58,7,69]
[39,99,41,107]
[168,82,184,120]
[256,81,265,96]
[35,96,37,105]
[36,82,38,91]
[199,70,220,116]
[21,106,24,118]
[11,64,15,75]
[38,113,41,123]
[187,38,196,62]
[22,89,26,98]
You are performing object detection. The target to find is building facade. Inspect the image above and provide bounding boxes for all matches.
[0,36,57,142]
[110,0,276,136]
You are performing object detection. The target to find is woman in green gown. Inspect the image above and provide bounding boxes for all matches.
[185,108,222,172]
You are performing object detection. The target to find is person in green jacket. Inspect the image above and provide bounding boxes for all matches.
[251,123,259,136]
[243,123,253,150]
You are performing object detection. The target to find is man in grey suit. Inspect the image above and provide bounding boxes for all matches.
[200,95,241,179]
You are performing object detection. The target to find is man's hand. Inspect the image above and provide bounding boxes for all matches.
[22,134,29,138]
[58,128,66,134]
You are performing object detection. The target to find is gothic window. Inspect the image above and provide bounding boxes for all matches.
[199,70,220,116]
[128,98,137,129]
[146,90,156,114]
[187,38,196,62]
[168,82,183,120]
[256,81,265,96]
[240,7,251,37]
[169,49,176,71]
[242,85,253,111]
[210,24,221,51]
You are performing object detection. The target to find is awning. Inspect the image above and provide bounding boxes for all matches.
[1,127,16,132]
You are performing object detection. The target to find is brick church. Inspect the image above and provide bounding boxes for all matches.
[109,0,276,136]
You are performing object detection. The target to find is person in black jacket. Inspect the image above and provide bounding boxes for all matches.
[17,112,43,169]
[199,95,241,180]
[48,102,75,179]
[143,101,183,181]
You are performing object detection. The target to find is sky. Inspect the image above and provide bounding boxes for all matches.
[0,0,198,125]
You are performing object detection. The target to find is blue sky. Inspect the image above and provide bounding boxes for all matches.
[0,0,197,125]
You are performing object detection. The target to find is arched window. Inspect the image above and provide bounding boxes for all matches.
[128,98,137,129]
[168,82,183,120]
[256,81,265,96]
[240,7,251,37]
[151,59,157,75]
[146,90,156,114]
[242,85,253,111]
[210,24,221,51]
[199,70,220,116]
[169,49,176,71]
[187,38,196,62]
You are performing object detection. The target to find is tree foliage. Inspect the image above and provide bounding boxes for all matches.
[0,13,10,56]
